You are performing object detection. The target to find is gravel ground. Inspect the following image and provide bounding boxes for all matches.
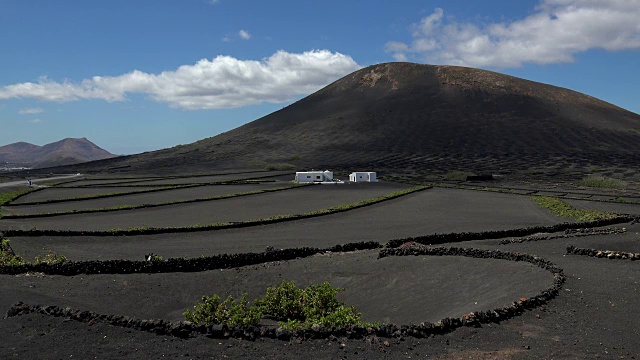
[3,178,640,359]
[9,187,563,261]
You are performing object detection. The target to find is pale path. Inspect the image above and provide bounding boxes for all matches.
[0,174,81,188]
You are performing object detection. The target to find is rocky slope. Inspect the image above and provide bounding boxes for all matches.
[48,63,640,175]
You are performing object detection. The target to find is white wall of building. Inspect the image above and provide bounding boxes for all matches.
[295,171,333,183]
[349,172,378,182]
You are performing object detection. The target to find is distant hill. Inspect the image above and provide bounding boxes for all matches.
[0,138,118,169]
[48,62,640,176]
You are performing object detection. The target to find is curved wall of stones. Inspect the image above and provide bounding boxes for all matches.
[498,227,626,245]
[6,245,565,342]
[566,246,640,260]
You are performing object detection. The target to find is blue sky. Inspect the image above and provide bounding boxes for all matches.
[1,0,638,154]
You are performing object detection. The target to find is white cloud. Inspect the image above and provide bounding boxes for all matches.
[386,0,640,68]
[0,50,361,110]
[18,107,44,114]
[239,29,251,40]
[28,118,44,123]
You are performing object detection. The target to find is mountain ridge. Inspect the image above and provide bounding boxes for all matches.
[0,138,118,169]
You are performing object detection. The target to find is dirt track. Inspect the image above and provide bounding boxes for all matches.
[0,174,81,188]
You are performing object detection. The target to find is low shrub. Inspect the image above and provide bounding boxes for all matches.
[34,251,67,265]
[577,175,626,189]
[184,281,367,330]
[184,293,261,326]
[0,239,28,266]
[1,236,67,266]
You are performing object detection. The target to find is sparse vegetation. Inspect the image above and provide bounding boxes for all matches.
[531,196,617,221]
[1,232,68,266]
[0,239,28,266]
[34,251,68,265]
[577,175,626,189]
[1,237,68,266]
[444,171,476,181]
[184,281,368,330]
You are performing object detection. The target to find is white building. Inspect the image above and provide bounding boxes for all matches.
[295,170,334,183]
[349,172,378,182]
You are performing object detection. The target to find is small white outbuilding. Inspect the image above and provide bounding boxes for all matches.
[349,172,377,182]
[295,170,334,183]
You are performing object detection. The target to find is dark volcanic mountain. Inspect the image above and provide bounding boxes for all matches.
[0,138,117,168]
[53,63,640,175]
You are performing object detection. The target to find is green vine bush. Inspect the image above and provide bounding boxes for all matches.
[0,239,28,266]
[1,233,66,266]
[184,293,262,327]
[184,281,369,330]
[34,251,68,265]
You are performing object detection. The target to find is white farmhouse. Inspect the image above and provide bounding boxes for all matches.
[349,172,378,182]
[295,170,334,183]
